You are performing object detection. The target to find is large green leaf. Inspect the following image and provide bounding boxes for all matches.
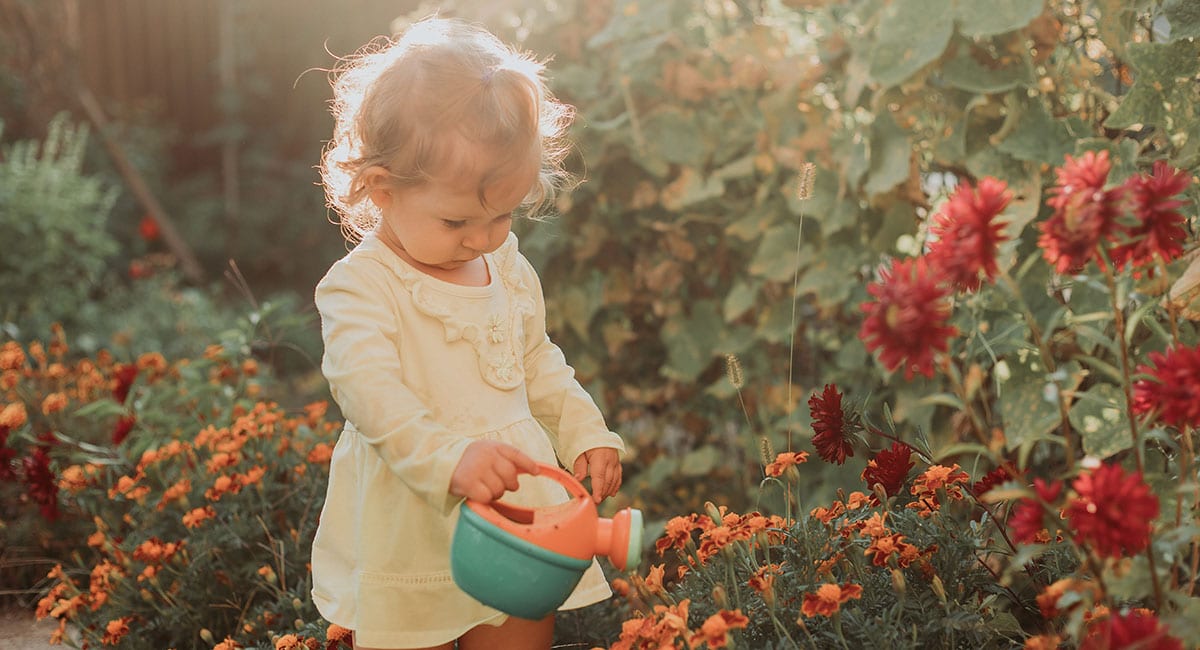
[998,359,1083,451]
[864,112,912,197]
[1105,40,1200,131]
[868,0,954,88]
[1069,383,1132,459]
[941,50,1033,94]
[996,95,1075,165]
[748,224,806,282]
[954,0,1043,37]
[661,300,724,381]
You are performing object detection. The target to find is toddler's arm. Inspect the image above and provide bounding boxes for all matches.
[516,255,625,491]
[317,262,478,513]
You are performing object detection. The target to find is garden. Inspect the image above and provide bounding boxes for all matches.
[2,0,1200,648]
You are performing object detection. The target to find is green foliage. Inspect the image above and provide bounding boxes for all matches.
[0,114,119,334]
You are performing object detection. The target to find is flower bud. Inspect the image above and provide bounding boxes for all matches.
[705,501,724,526]
[891,569,906,595]
[931,575,947,604]
[712,585,730,609]
[200,629,215,644]
[292,597,304,611]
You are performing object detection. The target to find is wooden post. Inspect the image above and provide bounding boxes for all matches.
[77,86,206,284]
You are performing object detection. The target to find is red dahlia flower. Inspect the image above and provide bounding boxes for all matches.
[809,384,856,464]
[112,364,139,404]
[1132,344,1200,429]
[972,465,1018,497]
[22,447,60,521]
[1038,150,1125,274]
[859,257,958,379]
[111,415,136,446]
[1010,478,1063,544]
[1080,610,1182,650]
[1111,161,1191,273]
[926,177,1012,292]
[861,442,914,501]
[1067,463,1158,558]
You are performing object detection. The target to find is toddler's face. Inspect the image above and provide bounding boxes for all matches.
[374,146,538,273]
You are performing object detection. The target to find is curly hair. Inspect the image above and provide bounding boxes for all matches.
[319,17,575,242]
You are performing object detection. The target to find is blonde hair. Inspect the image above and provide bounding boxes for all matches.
[320,17,575,242]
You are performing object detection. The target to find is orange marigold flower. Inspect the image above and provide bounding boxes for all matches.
[865,533,920,568]
[643,563,666,594]
[326,623,353,648]
[58,465,89,493]
[748,563,783,595]
[102,616,133,645]
[858,512,890,538]
[815,554,841,576]
[158,478,192,509]
[765,451,809,477]
[307,442,334,464]
[183,506,217,529]
[909,463,970,516]
[41,392,68,415]
[844,491,872,510]
[689,609,749,648]
[136,352,168,375]
[1023,633,1063,650]
[238,465,267,486]
[1037,578,1099,619]
[611,578,631,598]
[205,474,242,501]
[800,583,862,618]
[213,637,242,650]
[0,342,26,370]
[810,501,845,525]
[304,400,328,423]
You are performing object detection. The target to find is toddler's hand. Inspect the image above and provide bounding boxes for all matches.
[449,440,539,503]
[572,447,622,504]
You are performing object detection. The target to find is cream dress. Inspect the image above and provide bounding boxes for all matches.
[310,232,624,648]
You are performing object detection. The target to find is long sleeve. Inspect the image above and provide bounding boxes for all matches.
[518,257,625,467]
[315,261,472,514]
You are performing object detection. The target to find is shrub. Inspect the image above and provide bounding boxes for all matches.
[0,114,119,335]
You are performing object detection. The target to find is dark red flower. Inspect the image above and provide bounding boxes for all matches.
[1038,150,1125,274]
[22,447,59,521]
[926,177,1012,292]
[112,415,136,446]
[1132,344,1200,429]
[1067,463,1158,558]
[859,257,958,379]
[1010,478,1063,544]
[1111,161,1191,273]
[972,465,1018,497]
[139,215,161,242]
[809,384,856,465]
[1080,610,1182,650]
[861,442,914,501]
[112,364,139,404]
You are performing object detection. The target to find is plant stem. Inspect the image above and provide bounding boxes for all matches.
[999,270,1076,468]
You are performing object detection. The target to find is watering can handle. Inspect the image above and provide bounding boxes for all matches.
[527,463,591,501]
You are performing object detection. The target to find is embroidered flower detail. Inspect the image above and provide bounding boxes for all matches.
[487,313,506,343]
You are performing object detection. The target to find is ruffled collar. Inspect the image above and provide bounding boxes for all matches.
[358,232,536,390]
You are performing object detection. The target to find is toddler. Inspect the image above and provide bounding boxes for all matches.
[310,17,625,650]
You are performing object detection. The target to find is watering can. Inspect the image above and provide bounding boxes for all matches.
[450,463,643,619]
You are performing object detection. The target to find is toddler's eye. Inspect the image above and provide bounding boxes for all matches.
[441,219,467,229]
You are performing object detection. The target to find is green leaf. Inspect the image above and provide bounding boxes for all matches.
[1164,0,1200,41]
[1070,383,1132,459]
[864,112,913,196]
[661,300,724,381]
[955,0,1043,36]
[1105,40,1200,131]
[998,359,1082,451]
[941,50,1033,94]
[996,96,1075,165]
[724,279,760,321]
[644,110,708,166]
[560,275,605,340]
[748,224,805,282]
[868,0,954,88]
[680,445,721,477]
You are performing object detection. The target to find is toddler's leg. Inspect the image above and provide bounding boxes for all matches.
[355,642,453,650]
[459,615,553,650]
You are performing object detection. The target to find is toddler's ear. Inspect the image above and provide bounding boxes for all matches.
[362,166,394,211]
